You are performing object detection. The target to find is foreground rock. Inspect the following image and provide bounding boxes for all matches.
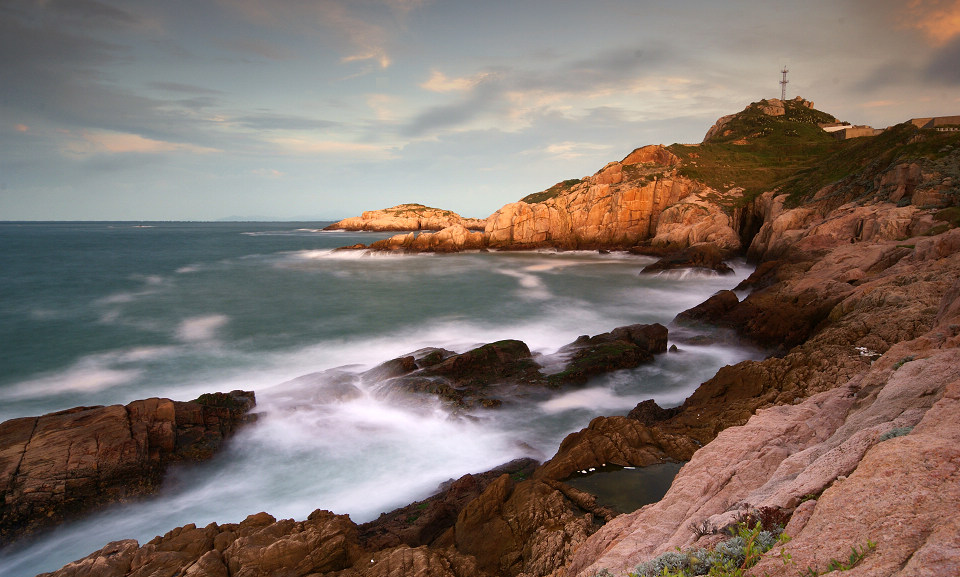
[325,203,486,232]
[570,282,960,576]
[39,457,614,577]
[0,391,256,545]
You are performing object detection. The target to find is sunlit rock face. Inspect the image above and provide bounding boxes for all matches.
[484,147,703,250]
[325,204,486,232]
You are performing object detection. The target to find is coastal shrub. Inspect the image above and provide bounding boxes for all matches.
[632,521,788,577]
[893,355,915,369]
[688,519,716,538]
[878,426,912,441]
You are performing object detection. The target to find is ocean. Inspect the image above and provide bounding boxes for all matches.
[0,221,760,575]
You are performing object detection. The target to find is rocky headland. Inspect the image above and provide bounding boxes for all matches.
[325,203,486,232]
[10,98,960,576]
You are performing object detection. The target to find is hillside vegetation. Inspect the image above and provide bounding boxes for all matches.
[526,98,960,214]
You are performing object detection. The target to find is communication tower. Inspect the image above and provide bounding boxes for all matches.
[780,67,789,101]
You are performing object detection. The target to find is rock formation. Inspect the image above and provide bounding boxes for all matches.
[0,391,256,545]
[28,100,960,577]
[325,204,486,232]
[368,324,668,409]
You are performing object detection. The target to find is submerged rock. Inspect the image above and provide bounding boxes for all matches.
[0,391,256,546]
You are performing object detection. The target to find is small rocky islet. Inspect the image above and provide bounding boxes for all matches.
[4,97,960,576]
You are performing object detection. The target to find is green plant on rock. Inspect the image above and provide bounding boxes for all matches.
[800,541,876,576]
[632,521,789,577]
[878,426,912,441]
[893,355,915,369]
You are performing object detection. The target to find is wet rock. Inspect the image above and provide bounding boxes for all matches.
[421,340,541,386]
[672,289,739,326]
[358,458,539,551]
[626,399,682,426]
[548,324,668,386]
[452,474,596,577]
[640,243,735,275]
[534,415,698,482]
[377,327,668,408]
[0,391,256,545]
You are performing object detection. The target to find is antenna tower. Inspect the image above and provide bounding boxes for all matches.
[780,66,789,101]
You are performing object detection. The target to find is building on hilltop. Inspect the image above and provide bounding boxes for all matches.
[822,123,882,140]
[910,116,960,131]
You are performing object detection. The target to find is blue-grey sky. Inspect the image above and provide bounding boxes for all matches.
[1,0,958,220]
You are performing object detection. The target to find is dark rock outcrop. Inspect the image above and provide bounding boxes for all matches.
[547,324,668,386]
[373,326,669,408]
[639,243,735,275]
[0,391,256,545]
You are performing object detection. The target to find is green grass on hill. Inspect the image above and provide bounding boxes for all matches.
[517,99,960,211]
[521,179,581,204]
[668,100,842,205]
[777,123,960,205]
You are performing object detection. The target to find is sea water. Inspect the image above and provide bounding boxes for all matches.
[0,222,761,575]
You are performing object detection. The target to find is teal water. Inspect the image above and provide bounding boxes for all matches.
[0,222,760,575]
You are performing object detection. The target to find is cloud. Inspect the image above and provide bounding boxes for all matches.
[234,113,340,131]
[215,0,423,68]
[267,136,397,158]
[398,43,685,139]
[420,70,491,93]
[15,124,29,133]
[147,81,223,95]
[44,0,141,28]
[215,37,293,60]
[401,78,506,137]
[0,5,221,150]
[526,141,615,161]
[64,130,220,156]
[925,35,960,83]
[864,100,899,108]
[252,168,285,177]
[902,0,960,44]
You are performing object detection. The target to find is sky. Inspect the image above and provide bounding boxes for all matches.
[1,0,959,221]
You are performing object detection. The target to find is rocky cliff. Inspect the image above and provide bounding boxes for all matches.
[352,98,856,257]
[29,100,960,576]
[325,203,486,232]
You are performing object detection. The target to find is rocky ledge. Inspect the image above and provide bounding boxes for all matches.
[325,203,486,232]
[0,390,256,546]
